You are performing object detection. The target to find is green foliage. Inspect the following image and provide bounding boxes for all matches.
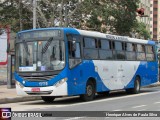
[0,0,150,40]
[85,0,140,35]
[109,0,139,35]
[87,12,101,31]
[133,22,151,39]
[0,0,32,32]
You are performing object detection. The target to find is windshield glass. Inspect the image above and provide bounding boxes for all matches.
[16,39,65,72]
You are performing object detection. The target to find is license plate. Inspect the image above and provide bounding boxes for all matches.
[31,88,40,92]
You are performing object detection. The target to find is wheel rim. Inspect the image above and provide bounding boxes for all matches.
[87,85,93,96]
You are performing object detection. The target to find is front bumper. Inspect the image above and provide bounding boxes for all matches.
[16,81,68,96]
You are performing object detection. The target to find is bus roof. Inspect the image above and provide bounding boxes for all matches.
[17,27,155,45]
[76,29,155,45]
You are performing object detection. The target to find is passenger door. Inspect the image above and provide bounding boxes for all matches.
[67,35,82,94]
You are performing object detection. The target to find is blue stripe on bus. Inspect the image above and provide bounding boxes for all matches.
[147,40,155,45]
[125,61,158,88]
[63,28,80,35]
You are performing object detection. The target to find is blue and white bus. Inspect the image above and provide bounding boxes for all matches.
[15,27,158,102]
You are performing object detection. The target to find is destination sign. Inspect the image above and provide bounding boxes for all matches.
[106,35,128,41]
[18,30,61,39]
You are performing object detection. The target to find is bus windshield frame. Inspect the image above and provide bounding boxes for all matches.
[15,30,65,73]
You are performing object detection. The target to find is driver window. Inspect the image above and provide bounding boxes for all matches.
[68,41,81,58]
[67,35,81,68]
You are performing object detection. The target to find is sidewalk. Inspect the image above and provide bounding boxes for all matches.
[0,82,160,104]
[0,67,41,104]
[0,85,41,104]
[0,67,39,104]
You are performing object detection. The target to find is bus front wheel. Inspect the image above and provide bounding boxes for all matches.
[80,81,95,101]
[41,96,55,103]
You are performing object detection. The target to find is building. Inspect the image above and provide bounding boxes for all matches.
[138,0,159,41]
[157,0,160,42]
[152,0,159,41]
[138,0,150,33]
[137,0,152,39]
[150,0,154,40]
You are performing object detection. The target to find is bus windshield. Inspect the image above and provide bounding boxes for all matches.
[16,38,65,72]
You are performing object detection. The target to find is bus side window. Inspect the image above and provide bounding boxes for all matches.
[132,44,136,51]
[126,43,136,60]
[137,44,146,60]
[112,41,115,50]
[83,37,98,59]
[99,39,113,60]
[115,41,125,60]
[142,45,145,52]
[146,45,155,61]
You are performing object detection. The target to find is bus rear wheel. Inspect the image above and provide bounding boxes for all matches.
[41,96,55,103]
[80,81,95,101]
[133,77,140,94]
[126,77,140,94]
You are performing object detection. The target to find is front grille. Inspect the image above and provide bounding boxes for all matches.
[21,75,56,82]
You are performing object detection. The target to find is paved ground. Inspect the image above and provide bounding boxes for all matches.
[0,66,7,85]
[2,86,160,120]
[0,82,159,104]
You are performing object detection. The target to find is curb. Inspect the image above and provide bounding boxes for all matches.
[0,96,41,104]
[144,82,160,88]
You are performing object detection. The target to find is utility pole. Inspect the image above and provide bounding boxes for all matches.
[33,0,37,29]
[64,4,67,27]
[19,0,22,30]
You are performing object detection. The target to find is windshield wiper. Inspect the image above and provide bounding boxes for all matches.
[42,37,53,54]
[22,40,30,56]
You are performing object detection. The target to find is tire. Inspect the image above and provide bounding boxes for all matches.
[80,81,95,101]
[41,96,55,103]
[133,77,140,94]
[126,77,140,94]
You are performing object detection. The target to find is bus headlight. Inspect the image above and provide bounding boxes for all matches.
[16,81,24,89]
[55,78,68,87]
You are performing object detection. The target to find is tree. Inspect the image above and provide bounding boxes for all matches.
[0,0,85,31]
[0,0,150,40]
[133,22,151,39]
[108,0,139,35]
[21,0,84,28]
[85,0,140,35]
[0,0,32,32]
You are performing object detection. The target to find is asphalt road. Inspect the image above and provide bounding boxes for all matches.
[1,86,160,120]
